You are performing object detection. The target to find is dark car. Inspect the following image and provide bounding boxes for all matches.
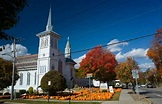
[147,83,156,88]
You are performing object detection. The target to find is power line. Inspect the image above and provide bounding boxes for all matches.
[57,32,162,57]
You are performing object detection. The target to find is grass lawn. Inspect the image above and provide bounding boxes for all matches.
[1,99,101,104]
[110,91,121,101]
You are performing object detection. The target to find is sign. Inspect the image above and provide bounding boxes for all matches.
[87,73,93,78]
[48,81,51,85]
[100,83,108,90]
[109,86,114,93]
[132,70,139,79]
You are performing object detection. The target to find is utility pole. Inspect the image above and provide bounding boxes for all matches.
[1,37,20,100]
[11,38,16,100]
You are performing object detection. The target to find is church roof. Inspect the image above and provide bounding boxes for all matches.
[65,58,76,65]
[36,8,60,38]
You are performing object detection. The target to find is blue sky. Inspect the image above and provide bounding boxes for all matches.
[0,0,162,71]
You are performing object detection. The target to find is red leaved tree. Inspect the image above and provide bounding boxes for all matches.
[79,46,118,82]
[147,28,162,76]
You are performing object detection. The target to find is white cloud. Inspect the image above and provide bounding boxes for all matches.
[0,44,29,60]
[116,48,148,61]
[107,39,128,52]
[74,54,86,69]
[138,62,155,72]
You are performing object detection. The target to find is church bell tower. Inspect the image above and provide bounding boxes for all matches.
[36,8,60,86]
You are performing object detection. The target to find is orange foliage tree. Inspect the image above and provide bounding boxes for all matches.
[146,68,161,85]
[115,57,139,86]
[79,46,118,82]
[147,28,162,76]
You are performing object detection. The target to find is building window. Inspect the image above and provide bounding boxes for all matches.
[34,72,36,85]
[51,39,53,47]
[41,38,44,48]
[27,72,30,85]
[19,73,23,85]
[58,59,62,74]
[70,68,73,78]
[40,66,46,73]
[45,37,48,47]
[54,39,57,49]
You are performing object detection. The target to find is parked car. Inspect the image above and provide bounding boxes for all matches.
[147,83,156,88]
[141,84,146,88]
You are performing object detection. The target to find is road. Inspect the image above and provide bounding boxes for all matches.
[139,87,162,104]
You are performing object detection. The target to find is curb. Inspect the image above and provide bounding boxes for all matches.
[146,98,152,104]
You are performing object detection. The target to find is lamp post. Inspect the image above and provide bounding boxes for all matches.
[47,81,51,103]
[87,73,92,104]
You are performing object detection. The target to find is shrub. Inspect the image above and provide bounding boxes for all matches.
[28,87,33,95]
[15,92,21,98]
[19,89,26,94]
[41,70,66,96]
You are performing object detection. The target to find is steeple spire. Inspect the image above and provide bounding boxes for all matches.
[65,37,71,58]
[46,7,53,31]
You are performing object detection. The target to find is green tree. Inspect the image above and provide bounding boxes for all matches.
[79,46,118,83]
[0,0,27,40]
[41,70,66,95]
[74,68,85,78]
[0,58,19,90]
[115,57,139,88]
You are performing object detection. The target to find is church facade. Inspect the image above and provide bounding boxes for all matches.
[13,8,76,92]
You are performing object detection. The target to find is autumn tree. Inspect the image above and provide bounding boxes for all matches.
[0,0,27,40]
[147,28,162,76]
[115,57,139,88]
[0,58,19,90]
[138,71,147,85]
[74,68,85,78]
[79,46,118,83]
[146,68,162,86]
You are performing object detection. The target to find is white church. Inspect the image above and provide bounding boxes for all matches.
[11,8,76,92]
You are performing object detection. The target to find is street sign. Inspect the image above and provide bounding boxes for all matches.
[87,73,93,78]
[132,70,139,79]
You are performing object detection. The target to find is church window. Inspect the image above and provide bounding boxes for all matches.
[41,38,44,48]
[19,73,23,85]
[54,39,57,49]
[27,72,30,85]
[40,66,46,73]
[51,65,55,70]
[58,59,62,74]
[51,39,53,47]
[44,37,48,47]
[34,72,36,85]
[70,68,73,78]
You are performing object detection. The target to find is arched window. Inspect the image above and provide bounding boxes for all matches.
[58,59,62,74]
[34,72,36,85]
[41,38,44,48]
[45,37,48,47]
[27,72,30,85]
[19,73,23,85]
[54,39,57,49]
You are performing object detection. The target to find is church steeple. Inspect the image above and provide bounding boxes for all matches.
[65,37,71,58]
[46,7,53,31]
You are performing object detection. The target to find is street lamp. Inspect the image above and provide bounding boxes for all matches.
[48,81,51,103]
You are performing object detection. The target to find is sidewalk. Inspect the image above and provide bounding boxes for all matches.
[101,89,151,104]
